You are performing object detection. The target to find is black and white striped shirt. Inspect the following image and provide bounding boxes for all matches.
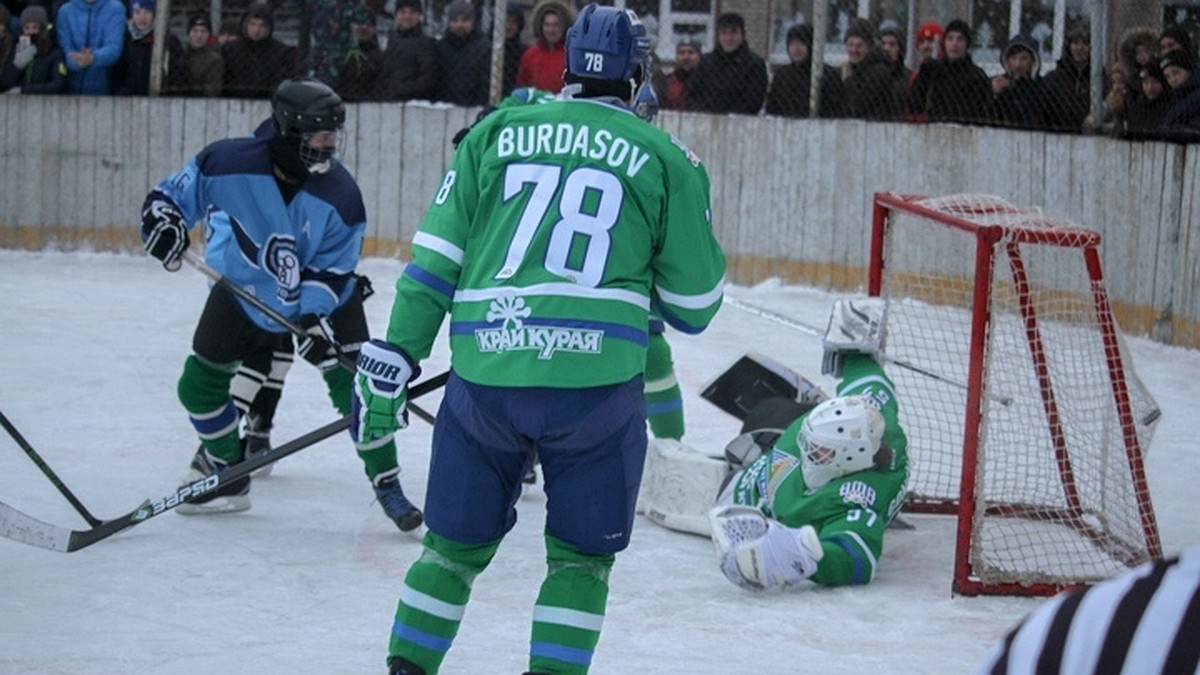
[977,547,1200,675]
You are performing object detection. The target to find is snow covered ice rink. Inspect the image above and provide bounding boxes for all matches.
[1,250,1197,674]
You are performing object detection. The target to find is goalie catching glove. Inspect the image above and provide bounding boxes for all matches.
[141,196,189,272]
[709,505,824,591]
[351,340,420,443]
[297,314,339,371]
[821,296,888,377]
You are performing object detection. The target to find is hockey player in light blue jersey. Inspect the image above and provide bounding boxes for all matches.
[139,78,421,531]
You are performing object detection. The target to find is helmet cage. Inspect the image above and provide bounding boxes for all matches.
[271,78,346,174]
[798,396,885,489]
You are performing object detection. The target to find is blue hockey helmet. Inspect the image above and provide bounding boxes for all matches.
[565,4,651,82]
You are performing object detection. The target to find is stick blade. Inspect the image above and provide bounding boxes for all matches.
[0,501,72,552]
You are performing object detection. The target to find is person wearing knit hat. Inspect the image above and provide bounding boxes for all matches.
[661,35,701,110]
[435,0,489,106]
[915,21,944,62]
[944,18,972,48]
[373,0,438,101]
[1160,25,1195,60]
[1161,48,1196,84]
[1159,49,1200,133]
[187,12,212,34]
[4,3,65,94]
[1124,60,1171,134]
[19,6,48,30]
[221,1,292,98]
[688,9,768,114]
[177,11,222,97]
[765,22,845,118]
[446,0,473,22]
[1042,19,1094,131]
[113,0,183,95]
[907,16,990,123]
[879,24,905,63]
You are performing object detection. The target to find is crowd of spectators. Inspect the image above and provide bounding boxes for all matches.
[0,1,1196,141]
[655,10,1198,141]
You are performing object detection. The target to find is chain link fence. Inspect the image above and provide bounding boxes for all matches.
[31,0,1199,142]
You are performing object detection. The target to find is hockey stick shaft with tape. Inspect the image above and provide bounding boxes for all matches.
[0,372,446,553]
[0,411,103,527]
[181,251,439,424]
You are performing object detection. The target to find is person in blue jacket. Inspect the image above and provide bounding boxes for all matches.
[55,0,125,94]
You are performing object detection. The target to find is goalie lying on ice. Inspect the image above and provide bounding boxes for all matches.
[643,298,910,589]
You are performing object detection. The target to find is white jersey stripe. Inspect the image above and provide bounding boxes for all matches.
[655,277,725,310]
[413,231,465,267]
[456,283,650,310]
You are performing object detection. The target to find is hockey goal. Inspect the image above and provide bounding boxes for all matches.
[870,192,1162,596]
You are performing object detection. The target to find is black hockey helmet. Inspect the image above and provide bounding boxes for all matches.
[271,78,346,138]
[270,78,345,175]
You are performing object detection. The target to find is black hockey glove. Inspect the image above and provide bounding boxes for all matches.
[297,314,340,371]
[141,197,189,272]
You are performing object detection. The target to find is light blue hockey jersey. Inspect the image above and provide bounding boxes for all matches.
[145,135,365,332]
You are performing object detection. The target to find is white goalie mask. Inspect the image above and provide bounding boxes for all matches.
[799,396,885,489]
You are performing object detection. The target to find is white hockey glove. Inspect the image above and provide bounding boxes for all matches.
[351,340,418,443]
[821,297,888,377]
[296,314,339,371]
[709,505,824,591]
[141,196,189,271]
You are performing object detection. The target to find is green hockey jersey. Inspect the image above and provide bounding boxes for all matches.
[386,97,726,388]
[728,355,910,585]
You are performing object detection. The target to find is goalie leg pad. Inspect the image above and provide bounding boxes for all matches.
[637,439,728,537]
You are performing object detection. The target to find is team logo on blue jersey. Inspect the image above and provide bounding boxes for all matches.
[263,235,301,303]
[474,292,603,359]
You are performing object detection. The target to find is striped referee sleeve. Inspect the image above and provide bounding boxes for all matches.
[976,547,1200,675]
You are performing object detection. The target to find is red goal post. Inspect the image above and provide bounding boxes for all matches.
[868,192,1162,597]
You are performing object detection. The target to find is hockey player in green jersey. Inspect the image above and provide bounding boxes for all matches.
[710,297,909,589]
[351,5,725,674]
[463,87,688,442]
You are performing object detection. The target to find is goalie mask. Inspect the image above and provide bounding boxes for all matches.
[270,78,346,176]
[798,396,885,489]
[565,4,651,101]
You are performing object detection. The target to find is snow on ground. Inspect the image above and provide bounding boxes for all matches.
[1,251,1196,674]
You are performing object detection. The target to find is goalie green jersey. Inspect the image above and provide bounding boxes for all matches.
[386,97,726,388]
[728,355,910,585]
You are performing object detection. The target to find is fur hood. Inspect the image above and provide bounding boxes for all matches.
[1117,26,1159,75]
[530,0,574,46]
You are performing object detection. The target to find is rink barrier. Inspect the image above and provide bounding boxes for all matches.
[0,96,1197,349]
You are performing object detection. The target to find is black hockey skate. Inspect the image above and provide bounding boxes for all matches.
[373,471,423,532]
[388,657,426,675]
[242,412,274,478]
[176,447,251,515]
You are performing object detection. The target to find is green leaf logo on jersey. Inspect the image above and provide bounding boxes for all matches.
[474,291,604,360]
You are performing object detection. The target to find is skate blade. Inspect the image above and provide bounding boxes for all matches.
[176,495,251,515]
[251,464,274,478]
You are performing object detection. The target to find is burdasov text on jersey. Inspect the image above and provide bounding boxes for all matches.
[496,124,651,178]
